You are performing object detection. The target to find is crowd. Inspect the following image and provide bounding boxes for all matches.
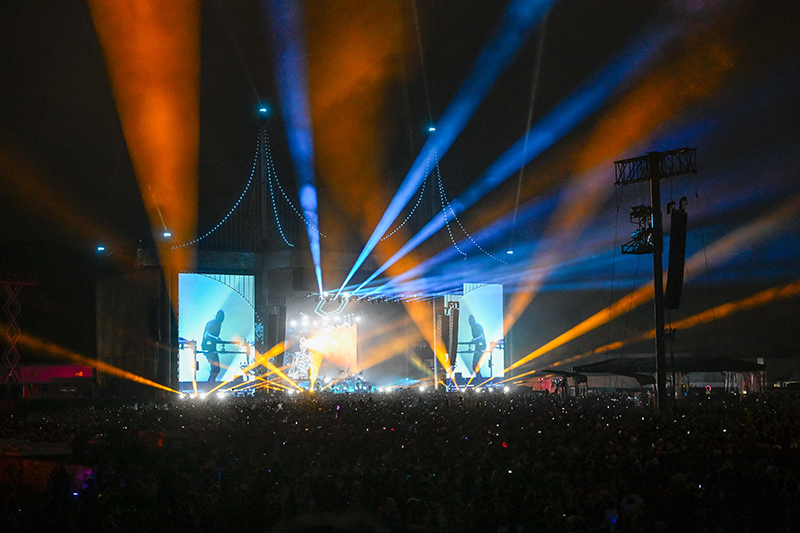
[1,390,799,532]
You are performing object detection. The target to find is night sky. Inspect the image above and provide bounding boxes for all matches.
[1,0,799,371]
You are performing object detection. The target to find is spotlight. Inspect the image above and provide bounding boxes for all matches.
[96,245,106,252]
[506,250,513,255]
[504,386,510,393]
[290,320,297,327]
[216,392,226,399]
[355,316,362,322]
[258,105,272,119]
[420,386,426,392]
[163,231,172,238]
[179,393,189,400]
[199,392,208,399]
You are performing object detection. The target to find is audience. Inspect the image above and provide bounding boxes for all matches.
[1,390,799,532]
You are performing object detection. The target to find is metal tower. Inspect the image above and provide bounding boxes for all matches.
[614,147,697,410]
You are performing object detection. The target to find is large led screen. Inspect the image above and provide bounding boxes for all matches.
[454,283,504,379]
[178,273,255,385]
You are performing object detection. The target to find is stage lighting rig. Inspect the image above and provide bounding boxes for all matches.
[622,205,654,255]
[314,293,349,317]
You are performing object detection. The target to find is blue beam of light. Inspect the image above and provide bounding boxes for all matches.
[353,5,707,294]
[262,0,323,294]
[336,0,556,296]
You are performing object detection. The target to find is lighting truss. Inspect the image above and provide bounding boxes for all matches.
[614,147,697,186]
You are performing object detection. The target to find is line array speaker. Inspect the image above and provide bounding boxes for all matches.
[665,202,688,309]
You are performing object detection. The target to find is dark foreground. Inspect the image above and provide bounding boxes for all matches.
[1,391,799,532]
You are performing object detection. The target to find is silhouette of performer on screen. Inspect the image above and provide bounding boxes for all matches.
[468,314,486,379]
[202,309,225,382]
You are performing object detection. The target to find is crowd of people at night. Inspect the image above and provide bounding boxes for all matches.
[1,390,799,532]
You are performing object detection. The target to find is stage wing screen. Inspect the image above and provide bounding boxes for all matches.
[455,283,504,380]
[178,273,255,384]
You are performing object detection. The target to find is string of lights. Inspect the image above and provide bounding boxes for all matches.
[265,135,327,238]
[433,151,507,264]
[435,150,467,258]
[171,137,260,249]
[380,155,430,242]
[266,133,295,247]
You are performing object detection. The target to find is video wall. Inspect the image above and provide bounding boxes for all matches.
[453,283,504,379]
[178,273,255,385]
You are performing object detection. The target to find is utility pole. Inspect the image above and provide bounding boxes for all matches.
[614,148,697,411]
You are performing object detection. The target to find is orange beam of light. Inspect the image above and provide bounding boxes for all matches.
[209,344,289,394]
[261,358,301,390]
[252,365,293,390]
[88,0,201,289]
[308,349,324,390]
[307,0,414,261]
[238,342,287,377]
[402,300,449,375]
[236,375,282,393]
[17,332,179,394]
[671,280,800,332]
[502,369,537,384]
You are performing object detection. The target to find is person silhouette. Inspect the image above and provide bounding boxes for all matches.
[468,314,486,379]
[202,309,225,382]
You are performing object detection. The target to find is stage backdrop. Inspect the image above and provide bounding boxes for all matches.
[454,283,504,380]
[178,273,255,384]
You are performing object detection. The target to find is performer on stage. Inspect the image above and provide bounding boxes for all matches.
[202,309,225,382]
[468,314,486,379]
[288,336,314,380]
